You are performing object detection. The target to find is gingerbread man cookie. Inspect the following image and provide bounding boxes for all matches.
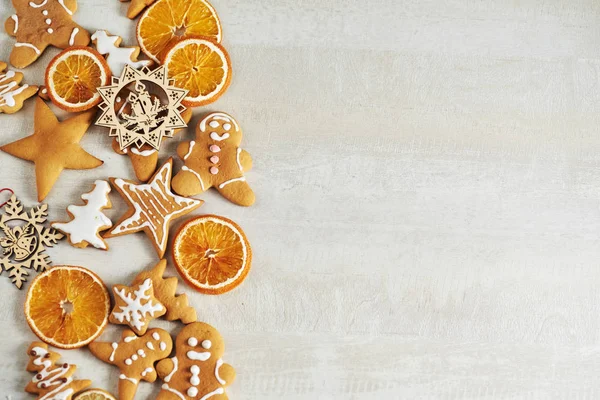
[110,277,166,335]
[5,0,91,68]
[157,322,236,400]
[25,342,91,399]
[89,328,173,400]
[172,112,255,206]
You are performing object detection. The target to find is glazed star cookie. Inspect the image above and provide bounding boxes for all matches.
[132,259,197,324]
[92,30,151,75]
[172,112,255,206]
[25,342,91,399]
[0,61,37,113]
[89,328,173,400]
[110,278,166,335]
[104,159,203,257]
[52,180,112,250]
[157,322,235,400]
[0,98,103,201]
[5,0,91,68]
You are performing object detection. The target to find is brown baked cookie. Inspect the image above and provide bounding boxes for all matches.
[157,322,235,399]
[6,0,90,68]
[172,112,255,206]
[0,61,37,113]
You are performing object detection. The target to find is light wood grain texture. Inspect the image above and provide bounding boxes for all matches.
[1,0,600,398]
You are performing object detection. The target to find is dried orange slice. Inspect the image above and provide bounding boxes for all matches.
[45,47,111,112]
[173,215,251,295]
[24,266,110,349]
[137,0,221,63]
[163,37,231,107]
[74,389,116,400]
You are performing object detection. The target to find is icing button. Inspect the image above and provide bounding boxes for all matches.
[210,166,219,175]
[209,145,221,153]
[210,156,219,164]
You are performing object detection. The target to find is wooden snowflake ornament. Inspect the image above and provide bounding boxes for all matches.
[96,65,188,151]
[0,194,63,289]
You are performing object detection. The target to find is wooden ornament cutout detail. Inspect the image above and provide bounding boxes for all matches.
[96,65,188,151]
[0,194,63,289]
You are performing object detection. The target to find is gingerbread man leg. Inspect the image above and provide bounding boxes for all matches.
[216,179,255,206]
[156,390,183,400]
[10,40,48,69]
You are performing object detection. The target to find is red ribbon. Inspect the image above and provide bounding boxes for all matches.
[0,188,14,208]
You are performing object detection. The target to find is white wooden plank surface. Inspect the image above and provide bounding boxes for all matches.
[1,0,600,398]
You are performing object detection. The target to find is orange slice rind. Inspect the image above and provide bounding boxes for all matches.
[74,389,117,400]
[173,215,251,295]
[45,47,111,112]
[24,266,110,349]
[163,37,231,107]
[137,0,221,63]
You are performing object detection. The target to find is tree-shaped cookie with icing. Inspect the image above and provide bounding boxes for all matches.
[172,112,255,206]
[157,322,236,400]
[110,278,166,335]
[52,180,112,250]
[25,342,91,399]
[5,0,91,68]
[0,61,37,113]
[89,328,173,400]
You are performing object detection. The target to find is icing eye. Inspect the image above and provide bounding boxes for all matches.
[202,340,212,349]
[30,350,37,356]
[188,337,198,347]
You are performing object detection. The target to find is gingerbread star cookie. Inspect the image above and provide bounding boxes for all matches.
[172,112,256,206]
[110,277,166,335]
[25,342,91,399]
[104,159,203,257]
[157,322,235,400]
[1,98,103,201]
[6,0,91,68]
[89,328,173,400]
[0,61,38,113]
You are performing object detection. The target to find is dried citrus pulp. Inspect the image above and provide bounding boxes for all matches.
[45,47,111,112]
[74,389,116,400]
[163,37,231,106]
[137,0,221,63]
[24,266,110,349]
[173,215,251,295]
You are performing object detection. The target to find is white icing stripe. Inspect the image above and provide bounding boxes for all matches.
[164,357,178,382]
[58,0,74,15]
[119,374,138,384]
[152,332,160,341]
[210,132,230,141]
[236,148,243,171]
[15,42,41,55]
[109,342,118,362]
[183,141,195,160]
[10,15,18,34]
[91,30,151,75]
[141,367,153,377]
[0,81,29,108]
[218,177,246,189]
[29,0,48,7]
[182,166,206,191]
[69,28,79,46]
[131,148,157,156]
[124,335,137,343]
[215,358,226,385]
[162,384,185,400]
[200,388,225,400]
[186,350,210,361]
[31,347,74,400]
[112,279,164,331]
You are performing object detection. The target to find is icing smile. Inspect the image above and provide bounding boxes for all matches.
[186,350,211,361]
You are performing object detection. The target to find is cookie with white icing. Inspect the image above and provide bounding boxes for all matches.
[91,30,151,75]
[5,0,90,68]
[0,61,37,113]
[156,322,235,400]
[52,180,112,250]
[109,278,166,335]
[172,112,255,206]
[89,328,173,400]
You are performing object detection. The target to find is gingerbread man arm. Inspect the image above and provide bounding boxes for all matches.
[219,362,236,387]
[63,0,78,13]
[5,16,17,37]
[156,357,175,379]
[239,149,252,172]
[176,142,191,161]
[216,179,256,206]
[88,341,117,365]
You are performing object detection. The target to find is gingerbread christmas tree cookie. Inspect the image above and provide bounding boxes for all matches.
[89,328,173,400]
[52,180,112,250]
[110,278,166,335]
[104,159,203,257]
[0,98,103,201]
[0,61,37,113]
[173,112,255,206]
[157,322,235,400]
[25,342,91,399]
[5,0,90,68]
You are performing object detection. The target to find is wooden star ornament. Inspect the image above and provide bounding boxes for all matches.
[0,98,103,201]
[104,159,203,257]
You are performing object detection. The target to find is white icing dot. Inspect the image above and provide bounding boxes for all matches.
[146,342,155,350]
[160,341,167,351]
[188,337,198,347]
[187,387,199,397]
[152,332,160,341]
[45,18,51,24]
[131,355,138,361]
[223,123,232,130]
[42,10,48,15]
[202,340,212,349]
[125,359,132,365]
[116,96,121,102]
[209,121,219,128]
[137,349,144,355]
[191,365,200,373]
[47,28,53,33]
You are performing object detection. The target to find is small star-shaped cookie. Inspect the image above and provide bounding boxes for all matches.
[104,159,203,257]
[1,98,103,201]
[110,277,166,335]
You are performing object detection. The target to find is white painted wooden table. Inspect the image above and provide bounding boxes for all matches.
[2,0,600,398]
